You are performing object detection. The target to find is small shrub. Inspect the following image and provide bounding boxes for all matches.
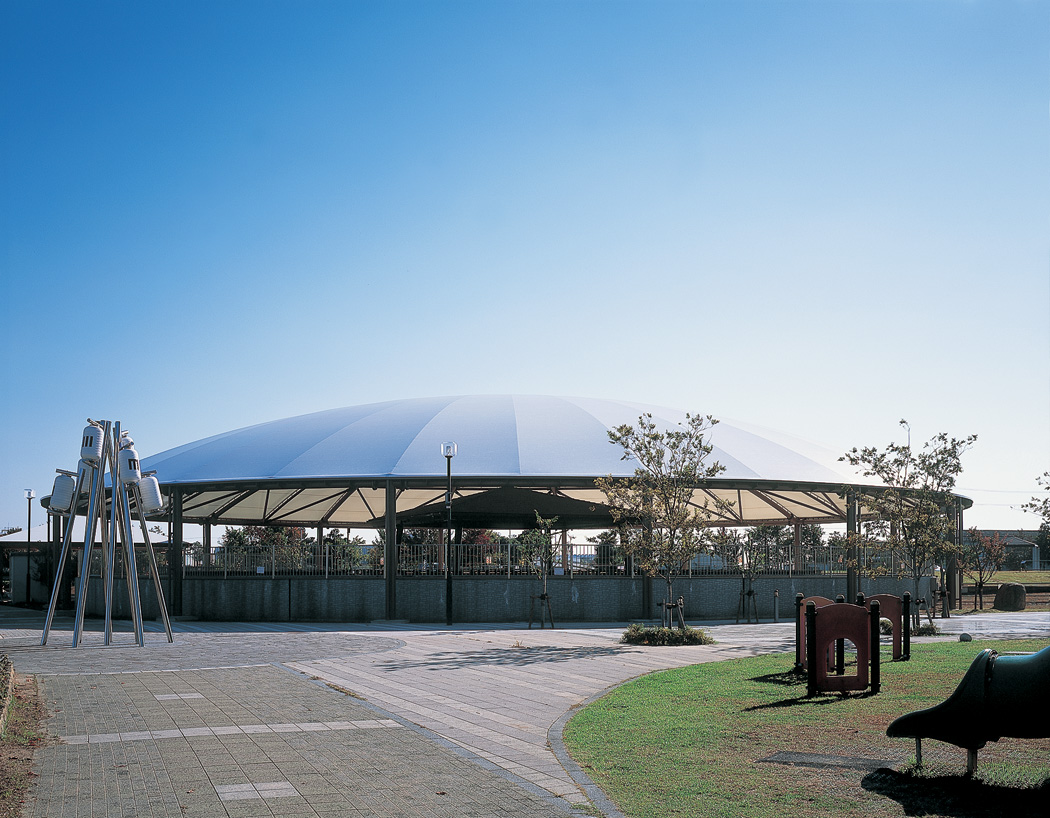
[621,623,715,646]
[880,618,939,636]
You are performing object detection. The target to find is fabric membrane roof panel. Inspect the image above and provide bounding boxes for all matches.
[131,395,970,528]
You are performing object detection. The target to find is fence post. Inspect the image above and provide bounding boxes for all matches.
[870,599,881,694]
[794,593,805,673]
[902,592,911,660]
[835,595,845,675]
[806,602,818,696]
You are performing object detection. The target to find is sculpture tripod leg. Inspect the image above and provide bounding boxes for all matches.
[41,469,86,646]
[73,449,107,648]
[131,483,173,642]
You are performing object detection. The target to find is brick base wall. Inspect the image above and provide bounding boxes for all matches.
[87,573,934,623]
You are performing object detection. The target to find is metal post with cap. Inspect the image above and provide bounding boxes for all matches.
[442,442,457,626]
[24,489,35,605]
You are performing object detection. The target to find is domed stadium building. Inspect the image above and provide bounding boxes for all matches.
[80,396,970,623]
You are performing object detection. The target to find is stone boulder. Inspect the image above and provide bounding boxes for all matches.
[993,583,1026,611]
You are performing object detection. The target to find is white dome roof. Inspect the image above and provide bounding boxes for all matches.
[143,395,857,485]
[133,396,897,529]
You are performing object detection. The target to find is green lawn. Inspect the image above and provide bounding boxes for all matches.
[563,639,1050,818]
[990,570,1050,586]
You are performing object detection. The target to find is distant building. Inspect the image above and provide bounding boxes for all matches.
[968,529,1043,571]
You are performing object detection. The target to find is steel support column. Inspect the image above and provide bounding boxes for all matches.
[846,491,858,602]
[949,499,964,609]
[384,480,397,620]
[170,488,183,617]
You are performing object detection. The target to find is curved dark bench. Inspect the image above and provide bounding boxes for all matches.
[887,644,1050,772]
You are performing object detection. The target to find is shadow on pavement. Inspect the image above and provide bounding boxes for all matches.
[378,644,632,670]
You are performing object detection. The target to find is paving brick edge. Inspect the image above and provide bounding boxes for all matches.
[279,661,596,817]
[548,677,633,818]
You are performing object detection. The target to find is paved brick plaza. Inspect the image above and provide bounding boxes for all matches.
[2,609,1046,817]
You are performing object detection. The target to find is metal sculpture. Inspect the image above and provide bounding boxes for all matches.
[40,419,173,647]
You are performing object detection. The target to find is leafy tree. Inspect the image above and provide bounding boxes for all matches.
[799,524,825,567]
[587,529,624,574]
[463,529,501,545]
[323,529,369,573]
[217,525,312,571]
[709,528,745,573]
[1036,522,1050,556]
[709,527,790,622]
[959,528,1005,609]
[596,412,728,622]
[831,528,884,577]
[462,528,507,572]
[1023,473,1050,528]
[395,527,441,573]
[841,420,976,622]
[745,525,793,571]
[517,512,558,596]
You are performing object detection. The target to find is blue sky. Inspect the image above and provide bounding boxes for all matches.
[1,0,1047,532]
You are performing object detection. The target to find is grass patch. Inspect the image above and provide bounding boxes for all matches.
[621,623,716,646]
[0,674,48,818]
[993,571,1050,586]
[324,681,365,699]
[563,639,1050,818]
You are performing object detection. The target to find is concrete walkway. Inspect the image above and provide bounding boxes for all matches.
[2,608,1047,817]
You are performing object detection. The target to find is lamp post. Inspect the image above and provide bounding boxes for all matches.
[442,442,457,626]
[24,489,34,605]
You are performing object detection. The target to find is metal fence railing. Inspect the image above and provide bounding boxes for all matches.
[166,540,868,579]
[57,538,920,581]
[185,543,382,577]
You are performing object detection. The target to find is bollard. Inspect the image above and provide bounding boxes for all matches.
[773,589,779,623]
[835,595,845,676]
[870,599,881,694]
[902,592,911,661]
[794,593,805,673]
[806,601,818,697]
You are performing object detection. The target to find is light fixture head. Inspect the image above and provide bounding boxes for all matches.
[24,488,35,500]
[441,442,458,459]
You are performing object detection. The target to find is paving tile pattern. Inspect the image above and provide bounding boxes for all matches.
[30,665,575,818]
[5,607,1044,818]
[2,626,403,675]
[288,625,798,799]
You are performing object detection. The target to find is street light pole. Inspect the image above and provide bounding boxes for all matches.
[24,489,35,605]
[442,442,457,626]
